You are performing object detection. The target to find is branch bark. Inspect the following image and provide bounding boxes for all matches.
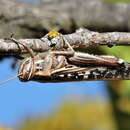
[0,28,130,56]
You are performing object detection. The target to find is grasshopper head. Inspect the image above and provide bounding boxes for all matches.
[18,56,50,81]
[18,57,35,81]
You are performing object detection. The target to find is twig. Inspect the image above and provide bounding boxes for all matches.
[1,28,130,56]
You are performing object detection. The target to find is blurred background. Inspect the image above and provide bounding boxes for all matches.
[0,0,130,129]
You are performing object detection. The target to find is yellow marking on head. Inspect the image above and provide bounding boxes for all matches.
[48,30,60,38]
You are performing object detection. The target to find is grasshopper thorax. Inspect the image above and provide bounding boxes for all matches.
[18,54,45,81]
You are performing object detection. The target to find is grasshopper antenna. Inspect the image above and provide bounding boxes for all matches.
[0,73,22,86]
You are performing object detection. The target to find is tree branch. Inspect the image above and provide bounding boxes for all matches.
[1,0,130,38]
[0,28,130,56]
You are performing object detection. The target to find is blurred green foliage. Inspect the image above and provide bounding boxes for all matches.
[18,101,117,130]
[100,45,130,113]
[100,46,130,62]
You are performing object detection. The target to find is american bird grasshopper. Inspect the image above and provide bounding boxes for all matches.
[0,30,127,84]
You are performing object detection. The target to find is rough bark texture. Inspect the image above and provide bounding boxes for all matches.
[1,0,130,39]
[1,28,130,56]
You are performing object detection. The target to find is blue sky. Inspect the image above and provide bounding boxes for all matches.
[0,0,110,127]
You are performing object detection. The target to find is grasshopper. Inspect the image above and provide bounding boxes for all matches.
[0,31,126,84]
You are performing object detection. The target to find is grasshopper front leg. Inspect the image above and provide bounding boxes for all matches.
[6,36,36,80]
